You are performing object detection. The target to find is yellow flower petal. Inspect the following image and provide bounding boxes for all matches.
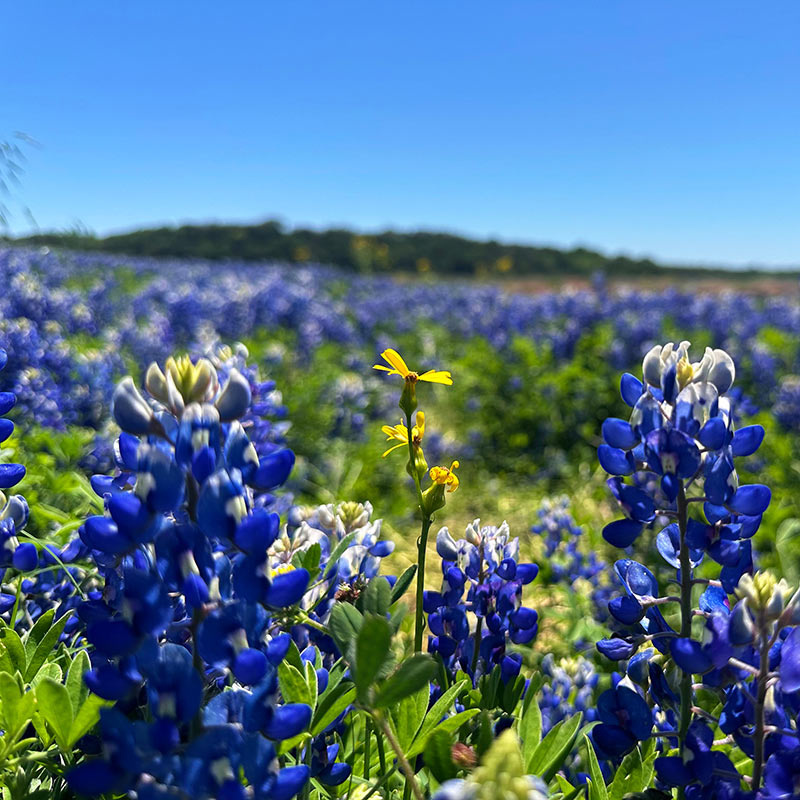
[380,349,410,377]
[418,370,453,386]
[381,442,408,458]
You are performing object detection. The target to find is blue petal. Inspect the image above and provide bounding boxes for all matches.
[251,449,295,491]
[264,704,312,740]
[728,484,771,515]
[265,569,310,608]
[670,638,712,674]
[602,417,638,449]
[603,519,643,548]
[620,373,644,407]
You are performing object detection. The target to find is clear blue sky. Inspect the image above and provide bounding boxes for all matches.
[4,2,799,267]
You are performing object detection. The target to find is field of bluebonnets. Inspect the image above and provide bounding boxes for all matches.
[2,244,800,798]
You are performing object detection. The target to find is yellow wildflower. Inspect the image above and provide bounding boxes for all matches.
[381,411,425,457]
[429,460,460,493]
[373,349,453,386]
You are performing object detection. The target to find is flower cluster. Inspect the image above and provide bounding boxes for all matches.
[0,346,33,600]
[276,500,396,656]
[425,520,539,684]
[532,498,611,630]
[68,355,315,798]
[594,341,800,795]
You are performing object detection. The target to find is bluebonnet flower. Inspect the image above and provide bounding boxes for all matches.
[594,342,800,795]
[276,500,395,656]
[70,357,313,798]
[424,519,538,684]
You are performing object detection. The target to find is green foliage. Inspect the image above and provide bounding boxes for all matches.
[14,220,794,280]
[0,613,111,795]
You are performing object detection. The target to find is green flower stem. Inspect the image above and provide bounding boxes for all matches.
[405,410,432,653]
[372,712,424,800]
[414,518,432,653]
[677,485,694,765]
[752,626,771,789]
[363,716,372,780]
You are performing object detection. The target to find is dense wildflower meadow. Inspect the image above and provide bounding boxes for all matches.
[3,245,800,798]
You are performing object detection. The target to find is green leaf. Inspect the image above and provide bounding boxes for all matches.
[0,628,26,676]
[23,608,56,663]
[501,673,526,714]
[66,650,91,713]
[390,565,417,605]
[325,532,357,577]
[25,612,71,682]
[407,709,479,757]
[362,577,392,618]
[68,692,112,748]
[30,661,62,686]
[585,737,608,800]
[35,677,73,749]
[0,671,34,736]
[328,602,363,658]
[355,615,392,699]
[407,679,468,757]
[528,712,584,782]
[518,674,543,770]
[392,687,429,752]
[608,746,647,800]
[304,659,319,711]
[279,662,313,707]
[425,728,459,782]
[374,654,437,709]
[311,683,356,737]
[776,518,800,584]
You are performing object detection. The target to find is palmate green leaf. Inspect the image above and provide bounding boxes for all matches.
[35,677,73,750]
[527,712,585,782]
[374,654,437,709]
[355,615,392,699]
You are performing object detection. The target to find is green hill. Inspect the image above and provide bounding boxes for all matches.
[6,220,796,279]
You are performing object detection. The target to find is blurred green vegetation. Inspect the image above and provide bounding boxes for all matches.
[9,220,800,279]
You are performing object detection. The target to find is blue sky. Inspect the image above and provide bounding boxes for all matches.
[4,2,799,267]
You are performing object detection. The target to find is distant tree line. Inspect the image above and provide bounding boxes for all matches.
[5,220,794,279]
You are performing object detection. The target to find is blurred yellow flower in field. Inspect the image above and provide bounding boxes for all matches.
[373,348,453,386]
